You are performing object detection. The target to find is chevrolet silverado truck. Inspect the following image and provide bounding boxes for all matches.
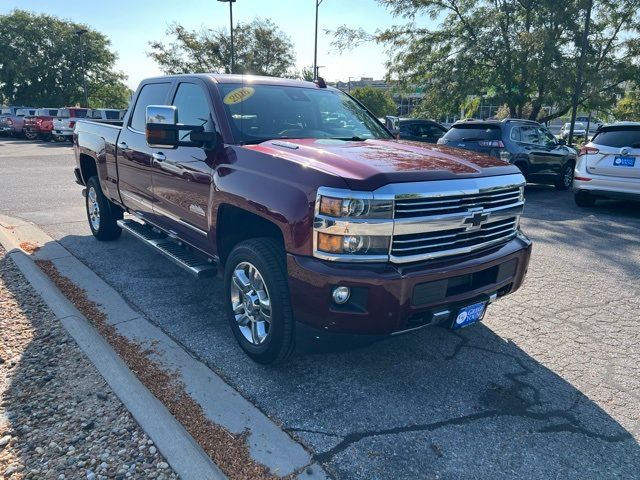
[73,74,532,364]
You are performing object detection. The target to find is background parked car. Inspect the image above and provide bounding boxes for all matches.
[560,122,587,140]
[437,118,577,189]
[23,108,59,140]
[574,122,640,206]
[89,108,125,125]
[397,118,447,144]
[52,107,89,142]
[576,115,604,134]
[0,108,36,137]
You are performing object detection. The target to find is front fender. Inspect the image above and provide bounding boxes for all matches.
[211,146,349,256]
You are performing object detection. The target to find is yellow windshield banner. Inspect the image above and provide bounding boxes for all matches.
[223,87,255,105]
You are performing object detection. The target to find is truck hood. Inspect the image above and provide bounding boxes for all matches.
[244,138,518,190]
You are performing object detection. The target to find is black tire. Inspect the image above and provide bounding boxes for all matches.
[224,238,295,364]
[85,176,123,240]
[555,161,574,190]
[514,162,528,180]
[24,130,38,140]
[574,190,596,207]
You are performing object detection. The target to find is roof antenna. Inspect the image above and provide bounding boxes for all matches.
[315,76,327,88]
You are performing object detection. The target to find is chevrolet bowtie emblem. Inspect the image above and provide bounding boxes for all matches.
[463,210,489,230]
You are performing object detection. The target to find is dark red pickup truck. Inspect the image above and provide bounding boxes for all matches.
[73,74,531,363]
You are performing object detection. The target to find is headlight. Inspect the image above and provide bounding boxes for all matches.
[318,195,392,219]
[317,233,390,256]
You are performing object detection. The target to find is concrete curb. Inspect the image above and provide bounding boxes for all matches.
[0,215,330,480]
[0,229,227,480]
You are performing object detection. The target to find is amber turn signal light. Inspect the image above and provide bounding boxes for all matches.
[317,233,343,253]
[319,196,343,216]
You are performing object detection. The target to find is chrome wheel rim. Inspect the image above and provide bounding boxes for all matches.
[87,186,100,231]
[230,262,271,345]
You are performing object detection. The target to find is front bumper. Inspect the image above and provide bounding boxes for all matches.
[287,234,532,337]
[53,128,73,137]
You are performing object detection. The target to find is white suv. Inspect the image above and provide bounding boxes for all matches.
[574,122,640,206]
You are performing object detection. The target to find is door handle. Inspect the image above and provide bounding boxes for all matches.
[117,141,129,150]
[152,152,166,162]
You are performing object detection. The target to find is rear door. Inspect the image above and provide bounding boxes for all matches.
[116,81,173,221]
[151,80,215,242]
[588,126,640,179]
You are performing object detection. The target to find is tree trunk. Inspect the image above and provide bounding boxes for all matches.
[569,0,594,146]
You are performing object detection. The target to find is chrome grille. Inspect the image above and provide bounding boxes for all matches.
[394,186,522,218]
[391,217,518,260]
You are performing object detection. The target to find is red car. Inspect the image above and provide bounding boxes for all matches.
[24,108,59,141]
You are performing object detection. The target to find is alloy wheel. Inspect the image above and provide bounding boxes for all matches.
[87,186,101,231]
[229,262,272,345]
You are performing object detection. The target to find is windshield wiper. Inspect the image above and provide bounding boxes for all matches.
[327,136,369,141]
[238,137,294,145]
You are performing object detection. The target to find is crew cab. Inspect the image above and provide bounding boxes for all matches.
[53,107,90,142]
[24,108,59,140]
[74,74,532,364]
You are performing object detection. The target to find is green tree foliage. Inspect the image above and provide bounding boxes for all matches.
[614,90,640,121]
[148,19,295,77]
[0,10,130,108]
[350,86,397,117]
[332,0,640,122]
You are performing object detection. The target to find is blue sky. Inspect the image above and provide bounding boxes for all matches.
[1,0,434,89]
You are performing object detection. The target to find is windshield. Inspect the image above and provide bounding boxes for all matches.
[217,83,391,144]
[442,124,501,141]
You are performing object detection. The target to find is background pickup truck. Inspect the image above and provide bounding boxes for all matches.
[74,74,532,364]
[53,107,89,142]
[24,108,59,140]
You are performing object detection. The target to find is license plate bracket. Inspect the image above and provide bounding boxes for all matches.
[613,156,635,167]
[451,301,487,330]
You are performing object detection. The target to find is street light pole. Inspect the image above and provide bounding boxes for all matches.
[75,29,89,108]
[313,0,324,79]
[217,0,236,74]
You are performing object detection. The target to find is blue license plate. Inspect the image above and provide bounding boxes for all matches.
[613,156,635,167]
[452,301,487,330]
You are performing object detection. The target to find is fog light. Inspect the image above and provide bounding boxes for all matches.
[332,286,351,305]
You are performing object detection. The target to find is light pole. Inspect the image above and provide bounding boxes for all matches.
[217,0,236,74]
[75,28,89,107]
[313,0,324,79]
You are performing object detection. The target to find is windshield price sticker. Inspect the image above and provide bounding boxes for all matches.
[223,87,255,105]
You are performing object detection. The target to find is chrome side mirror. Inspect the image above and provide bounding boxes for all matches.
[146,105,179,148]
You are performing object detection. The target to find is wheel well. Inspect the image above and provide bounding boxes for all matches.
[216,205,285,265]
[514,161,529,177]
[79,153,98,185]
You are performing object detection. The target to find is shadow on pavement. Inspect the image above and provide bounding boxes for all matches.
[46,229,640,480]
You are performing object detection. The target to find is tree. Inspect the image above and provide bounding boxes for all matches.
[332,0,640,122]
[0,10,130,108]
[613,90,640,121]
[350,86,397,117]
[148,19,295,77]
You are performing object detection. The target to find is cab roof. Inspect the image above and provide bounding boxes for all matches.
[143,73,323,89]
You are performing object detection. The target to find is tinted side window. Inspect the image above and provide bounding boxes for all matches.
[130,82,171,131]
[171,83,213,140]
[520,126,539,144]
[537,128,556,144]
[592,128,640,148]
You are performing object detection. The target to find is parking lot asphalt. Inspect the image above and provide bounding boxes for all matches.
[1,138,639,479]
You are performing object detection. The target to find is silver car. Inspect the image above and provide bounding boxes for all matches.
[573,122,640,206]
[560,122,587,140]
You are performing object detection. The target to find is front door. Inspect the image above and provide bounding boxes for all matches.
[151,81,216,245]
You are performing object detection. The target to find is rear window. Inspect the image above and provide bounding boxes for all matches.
[70,109,89,118]
[104,110,120,120]
[442,124,501,141]
[592,127,640,148]
[58,109,70,118]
